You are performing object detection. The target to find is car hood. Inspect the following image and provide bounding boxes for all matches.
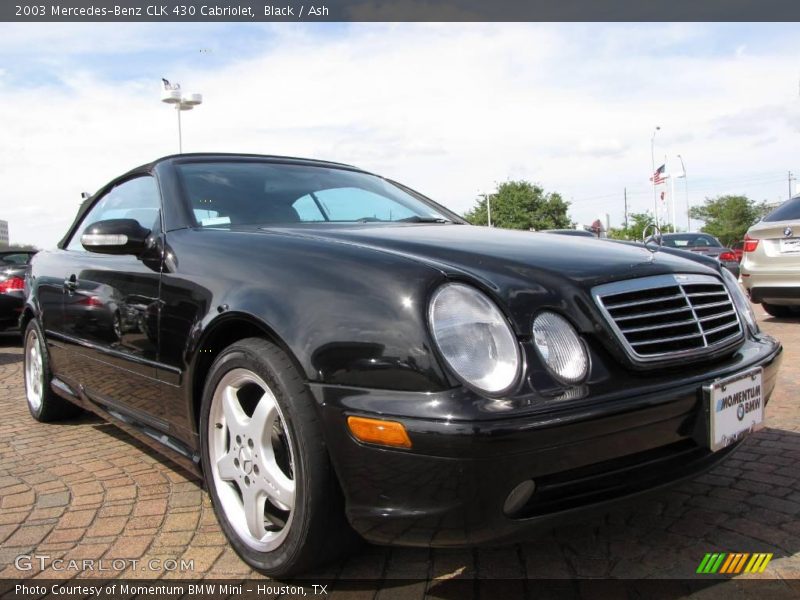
[268,224,717,289]
[243,223,724,342]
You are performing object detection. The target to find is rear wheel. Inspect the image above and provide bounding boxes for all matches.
[23,319,81,422]
[762,302,794,318]
[199,337,357,577]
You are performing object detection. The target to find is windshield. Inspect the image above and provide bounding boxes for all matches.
[177,161,452,227]
[763,197,800,222]
[660,234,721,248]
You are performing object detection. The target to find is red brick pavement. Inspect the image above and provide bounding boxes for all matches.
[0,307,798,587]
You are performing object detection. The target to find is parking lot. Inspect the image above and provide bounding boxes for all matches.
[0,309,798,591]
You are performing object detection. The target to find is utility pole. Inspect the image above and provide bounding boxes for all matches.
[789,171,796,199]
[479,193,493,227]
[624,187,628,230]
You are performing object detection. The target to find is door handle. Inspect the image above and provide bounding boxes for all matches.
[63,274,77,293]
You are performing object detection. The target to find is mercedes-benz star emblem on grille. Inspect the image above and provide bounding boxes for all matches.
[784,226,793,238]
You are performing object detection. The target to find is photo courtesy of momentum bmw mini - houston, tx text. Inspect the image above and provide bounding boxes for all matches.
[21,154,782,576]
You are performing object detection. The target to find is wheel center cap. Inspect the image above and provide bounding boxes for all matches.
[238,446,253,474]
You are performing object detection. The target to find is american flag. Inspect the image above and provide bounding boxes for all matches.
[650,164,667,185]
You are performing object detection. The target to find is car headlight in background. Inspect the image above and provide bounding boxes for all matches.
[532,311,589,385]
[721,268,759,335]
[429,283,520,394]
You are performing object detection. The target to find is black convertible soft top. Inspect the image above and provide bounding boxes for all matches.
[56,153,361,250]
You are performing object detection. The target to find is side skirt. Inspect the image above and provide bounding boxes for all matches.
[50,377,203,479]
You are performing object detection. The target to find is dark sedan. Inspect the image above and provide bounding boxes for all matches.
[1,248,36,331]
[646,232,740,277]
[22,154,782,576]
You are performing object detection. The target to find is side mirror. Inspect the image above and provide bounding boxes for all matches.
[81,219,150,255]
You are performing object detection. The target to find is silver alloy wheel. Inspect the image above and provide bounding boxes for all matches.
[208,368,296,552]
[25,328,44,413]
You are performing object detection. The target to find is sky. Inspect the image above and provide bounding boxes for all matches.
[1,22,799,247]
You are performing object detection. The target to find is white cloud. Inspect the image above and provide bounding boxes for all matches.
[577,138,628,158]
[1,23,799,247]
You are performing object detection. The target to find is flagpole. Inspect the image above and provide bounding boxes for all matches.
[651,127,660,228]
[671,173,677,232]
[678,154,689,230]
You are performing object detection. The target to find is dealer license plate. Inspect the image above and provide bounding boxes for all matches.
[707,367,764,452]
[779,238,800,253]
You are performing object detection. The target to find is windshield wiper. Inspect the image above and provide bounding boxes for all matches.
[396,216,451,223]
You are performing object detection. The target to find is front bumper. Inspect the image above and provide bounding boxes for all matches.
[311,334,782,547]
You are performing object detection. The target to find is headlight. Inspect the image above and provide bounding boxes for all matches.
[721,268,759,335]
[532,312,589,384]
[429,283,520,394]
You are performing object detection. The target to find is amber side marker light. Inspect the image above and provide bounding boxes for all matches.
[347,416,412,448]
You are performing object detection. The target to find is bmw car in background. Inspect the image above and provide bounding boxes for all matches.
[1,248,37,332]
[22,154,782,576]
[741,196,800,317]
[646,232,740,277]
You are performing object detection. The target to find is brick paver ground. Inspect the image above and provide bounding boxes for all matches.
[0,308,798,587]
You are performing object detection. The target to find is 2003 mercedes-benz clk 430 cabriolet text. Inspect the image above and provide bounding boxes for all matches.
[23,154,782,575]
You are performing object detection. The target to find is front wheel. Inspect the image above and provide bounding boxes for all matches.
[199,338,358,577]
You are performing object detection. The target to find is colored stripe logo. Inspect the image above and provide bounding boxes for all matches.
[696,553,773,574]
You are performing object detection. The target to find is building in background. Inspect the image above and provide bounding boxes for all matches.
[0,220,8,247]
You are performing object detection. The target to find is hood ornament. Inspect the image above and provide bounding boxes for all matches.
[785,226,793,238]
[642,222,662,257]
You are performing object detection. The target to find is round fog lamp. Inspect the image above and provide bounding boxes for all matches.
[503,480,536,516]
[532,312,588,384]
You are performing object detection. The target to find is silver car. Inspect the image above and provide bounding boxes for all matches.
[741,196,800,317]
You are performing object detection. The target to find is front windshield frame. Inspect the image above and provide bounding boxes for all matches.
[174,159,465,229]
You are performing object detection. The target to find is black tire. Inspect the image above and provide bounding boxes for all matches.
[199,337,358,577]
[23,319,81,422]
[762,302,793,318]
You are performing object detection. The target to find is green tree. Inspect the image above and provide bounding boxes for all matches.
[689,195,769,246]
[463,180,572,230]
[607,212,674,241]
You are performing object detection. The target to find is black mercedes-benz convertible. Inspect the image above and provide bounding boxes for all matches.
[22,154,782,576]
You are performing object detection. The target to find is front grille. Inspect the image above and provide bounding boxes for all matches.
[593,273,742,363]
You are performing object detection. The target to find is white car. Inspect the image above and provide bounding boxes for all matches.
[741,196,800,317]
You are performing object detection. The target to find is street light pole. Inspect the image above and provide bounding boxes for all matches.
[651,126,661,228]
[161,79,203,154]
[177,107,183,153]
[678,154,689,230]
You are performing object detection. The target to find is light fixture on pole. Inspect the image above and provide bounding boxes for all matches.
[650,126,661,228]
[161,79,202,154]
[677,154,689,231]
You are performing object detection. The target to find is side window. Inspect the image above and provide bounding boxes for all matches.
[67,177,161,251]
